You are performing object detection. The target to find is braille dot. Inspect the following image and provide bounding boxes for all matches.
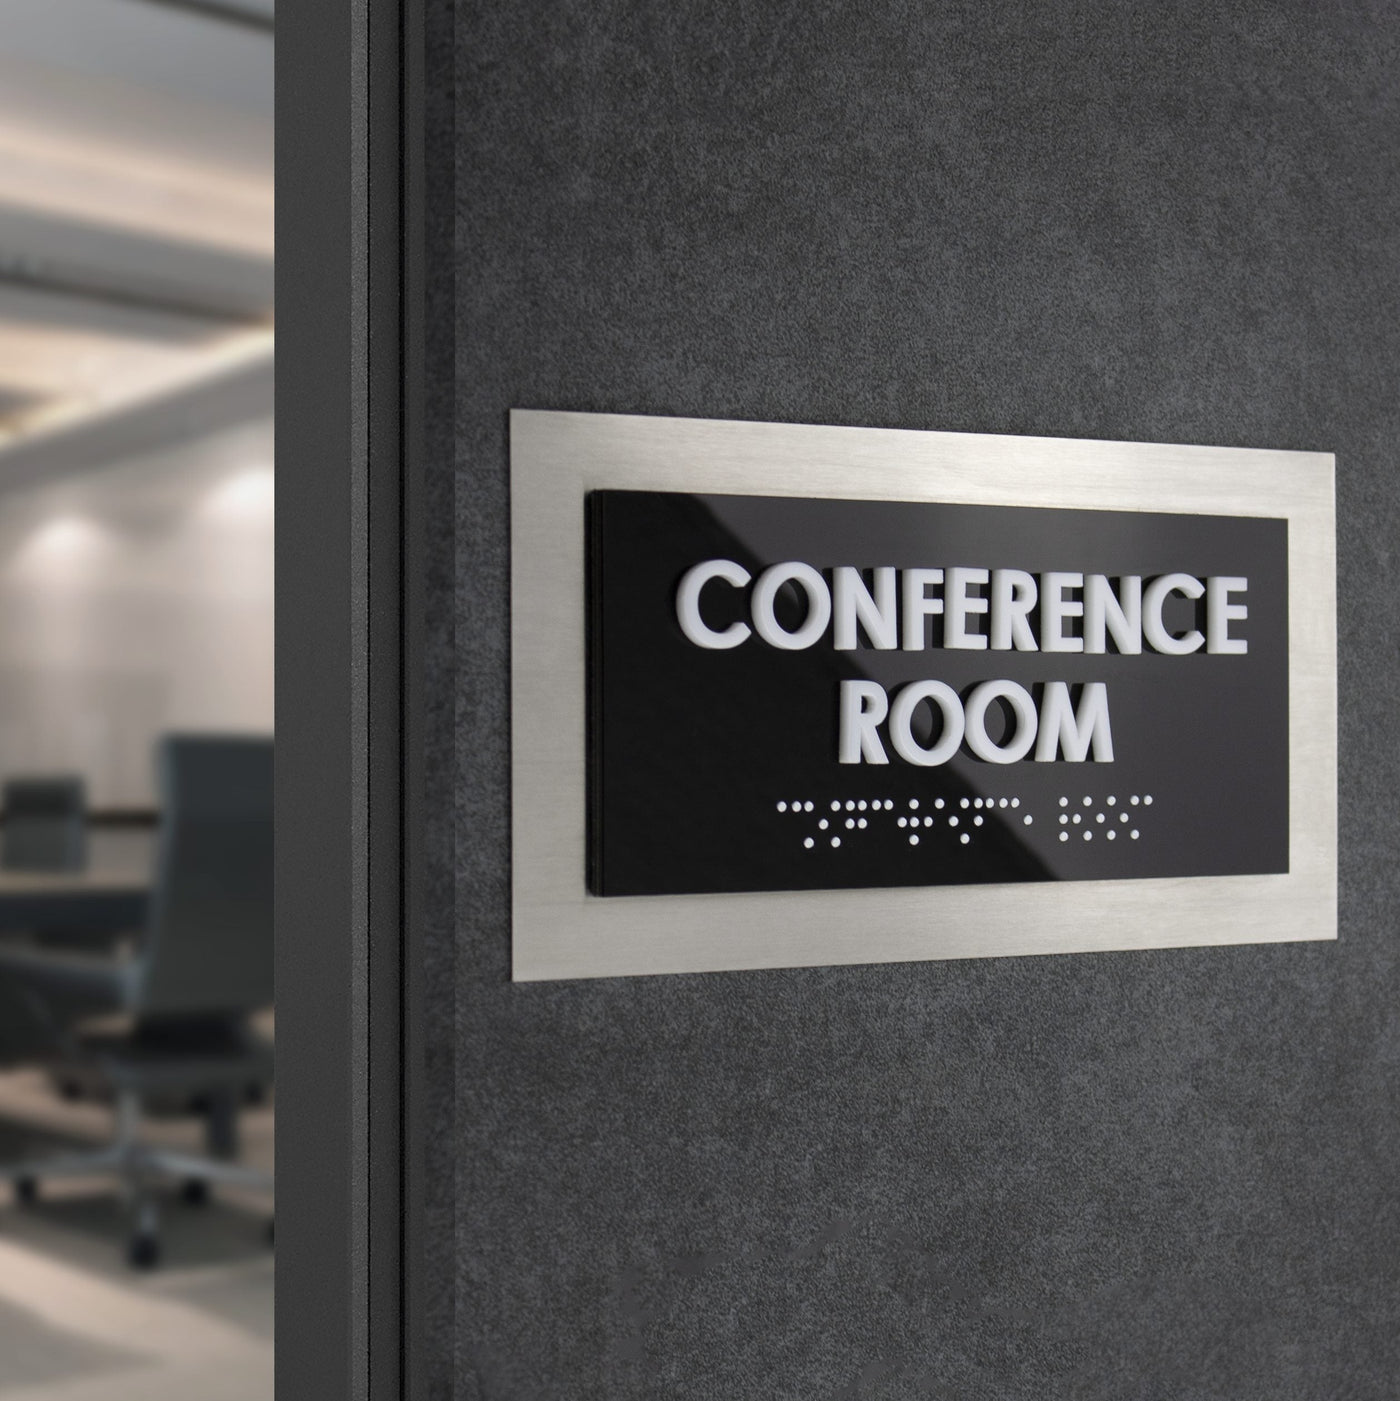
[909,799,920,810]
[1059,814,1069,825]
[1011,798,1020,808]
[845,818,855,829]
[804,801,814,812]
[909,834,919,846]
[897,816,907,828]
[858,818,868,829]
[1059,797,1068,807]
[960,798,970,809]
[1107,830,1116,841]
[819,819,829,830]
[1120,813,1129,824]
[1072,813,1082,825]
[949,816,959,827]
[1059,831,1069,842]
[974,798,983,809]
[1107,795,1117,806]
[846,800,856,811]
[973,815,984,827]
[1023,814,1033,826]
[924,816,934,828]
[960,833,970,845]
[884,800,894,810]
[1130,795,1140,806]
[831,801,841,812]
[804,837,814,849]
[934,798,945,810]
[831,837,841,848]
[1083,831,1092,841]
[776,801,787,812]
[1131,829,1140,840]
[792,800,802,811]
[1143,795,1153,806]
[999,798,1009,808]
[1082,796,1092,807]
[858,800,867,811]
[1095,813,1105,824]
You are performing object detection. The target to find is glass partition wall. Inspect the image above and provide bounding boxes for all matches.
[0,2,274,1396]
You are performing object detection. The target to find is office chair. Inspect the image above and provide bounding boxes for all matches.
[0,735,274,1269]
[1,774,126,960]
[2,776,87,872]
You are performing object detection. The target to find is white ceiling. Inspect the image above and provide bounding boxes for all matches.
[0,0,272,453]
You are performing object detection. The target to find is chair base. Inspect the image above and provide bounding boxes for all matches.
[1,1087,273,1269]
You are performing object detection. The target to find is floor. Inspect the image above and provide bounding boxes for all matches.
[0,1066,273,1399]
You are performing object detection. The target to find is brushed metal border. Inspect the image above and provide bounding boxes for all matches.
[509,410,1336,982]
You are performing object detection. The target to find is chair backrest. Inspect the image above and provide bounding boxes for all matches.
[1,776,87,872]
[136,735,273,1019]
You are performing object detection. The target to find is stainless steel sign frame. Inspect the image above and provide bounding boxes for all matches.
[510,409,1336,982]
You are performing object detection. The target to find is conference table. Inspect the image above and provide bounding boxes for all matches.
[0,830,152,937]
[0,871,148,935]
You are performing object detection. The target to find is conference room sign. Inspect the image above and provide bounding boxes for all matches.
[510,411,1336,981]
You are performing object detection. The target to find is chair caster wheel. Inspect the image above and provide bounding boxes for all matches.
[127,1232,160,1270]
[14,1176,38,1206]
[181,1179,210,1207]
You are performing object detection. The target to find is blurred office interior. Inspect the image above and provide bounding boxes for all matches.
[0,1,274,1397]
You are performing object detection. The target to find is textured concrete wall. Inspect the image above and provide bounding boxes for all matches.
[451,2,1400,1395]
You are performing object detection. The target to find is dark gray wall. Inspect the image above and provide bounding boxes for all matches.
[453,2,1400,1396]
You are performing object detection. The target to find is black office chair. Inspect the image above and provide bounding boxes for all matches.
[0,735,273,1268]
[2,776,87,872]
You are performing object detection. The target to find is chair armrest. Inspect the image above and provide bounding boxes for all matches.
[0,946,137,1021]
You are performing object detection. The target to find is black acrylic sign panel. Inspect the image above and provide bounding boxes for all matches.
[588,490,1288,898]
